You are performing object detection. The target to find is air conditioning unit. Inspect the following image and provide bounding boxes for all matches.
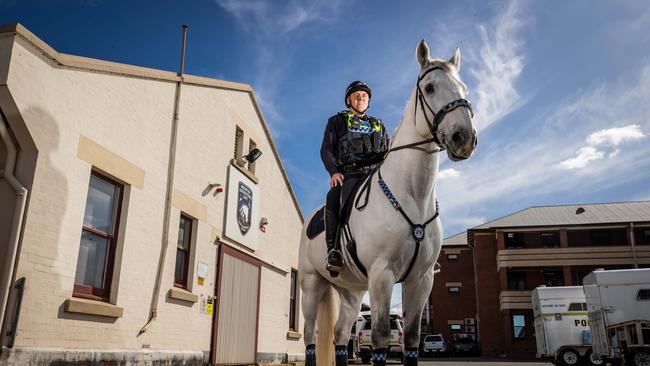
[465,325,476,333]
[465,318,476,325]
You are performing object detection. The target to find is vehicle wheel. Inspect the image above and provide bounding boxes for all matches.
[399,353,405,363]
[361,356,371,364]
[558,348,581,366]
[631,350,650,366]
[585,350,604,366]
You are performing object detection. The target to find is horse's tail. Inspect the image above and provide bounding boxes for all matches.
[316,284,338,366]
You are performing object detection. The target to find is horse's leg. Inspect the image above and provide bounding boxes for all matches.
[401,268,434,366]
[368,269,396,366]
[332,287,364,366]
[301,271,329,366]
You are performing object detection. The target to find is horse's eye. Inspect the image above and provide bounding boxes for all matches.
[425,84,435,94]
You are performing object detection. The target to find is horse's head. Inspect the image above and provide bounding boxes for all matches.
[414,39,477,161]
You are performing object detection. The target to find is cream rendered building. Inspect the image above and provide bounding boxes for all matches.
[0,23,305,365]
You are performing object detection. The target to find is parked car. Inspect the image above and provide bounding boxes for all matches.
[422,334,447,356]
[453,335,479,355]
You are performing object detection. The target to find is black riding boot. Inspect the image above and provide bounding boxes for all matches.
[325,208,344,276]
[335,345,348,366]
[305,344,316,366]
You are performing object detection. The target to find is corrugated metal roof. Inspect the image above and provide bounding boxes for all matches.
[472,201,650,229]
[443,231,468,246]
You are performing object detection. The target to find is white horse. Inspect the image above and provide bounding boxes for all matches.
[298,39,477,366]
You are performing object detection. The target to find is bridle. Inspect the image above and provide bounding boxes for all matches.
[389,65,474,154]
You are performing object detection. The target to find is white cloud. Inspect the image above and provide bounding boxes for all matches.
[586,125,646,146]
[438,168,461,180]
[468,0,529,132]
[214,0,346,138]
[558,146,605,170]
[558,124,646,170]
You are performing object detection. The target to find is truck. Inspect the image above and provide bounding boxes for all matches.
[583,268,650,366]
[532,286,602,366]
[356,311,404,364]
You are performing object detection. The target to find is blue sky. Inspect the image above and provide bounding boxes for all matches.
[3,0,650,312]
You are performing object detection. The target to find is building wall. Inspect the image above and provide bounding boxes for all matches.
[473,233,503,357]
[473,226,649,360]
[430,245,476,346]
[0,27,304,361]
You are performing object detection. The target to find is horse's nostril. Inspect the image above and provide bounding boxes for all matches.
[452,131,464,144]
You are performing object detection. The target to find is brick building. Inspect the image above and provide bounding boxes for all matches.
[426,232,477,349]
[430,201,650,359]
[0,24,304,364]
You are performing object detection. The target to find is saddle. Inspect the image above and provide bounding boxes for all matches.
[306,172,369,240]
[305,171,375,277]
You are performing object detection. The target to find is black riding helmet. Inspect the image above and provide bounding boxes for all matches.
[344,80,372,109]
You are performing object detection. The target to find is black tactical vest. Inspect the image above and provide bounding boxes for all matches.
[336,111,388,171]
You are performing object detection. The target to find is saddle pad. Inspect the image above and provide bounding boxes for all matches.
[306,206,325,240]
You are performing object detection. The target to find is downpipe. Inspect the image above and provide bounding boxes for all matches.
[0,117,28,348]
[138,24,187,336]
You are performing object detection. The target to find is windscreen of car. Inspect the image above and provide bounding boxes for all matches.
[362,315,371,330]
[456,337,473,344]
[390,319,398,330]
[426,336,443,342]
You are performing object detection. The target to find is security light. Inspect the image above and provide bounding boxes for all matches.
[245,148,262,163]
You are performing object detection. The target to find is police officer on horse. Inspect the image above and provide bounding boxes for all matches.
[320,81,390,277]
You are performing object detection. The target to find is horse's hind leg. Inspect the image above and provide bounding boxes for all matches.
[333,287,364,366]
[300,271,329,366]
[401,268,434,366]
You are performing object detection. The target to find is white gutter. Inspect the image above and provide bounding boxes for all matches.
[0,118,28,344]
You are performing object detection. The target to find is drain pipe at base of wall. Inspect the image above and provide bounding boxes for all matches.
[0,118,28,347]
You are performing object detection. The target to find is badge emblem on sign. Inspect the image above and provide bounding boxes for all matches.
[237,182,253,235]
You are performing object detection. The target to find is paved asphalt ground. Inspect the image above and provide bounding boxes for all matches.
[349,358,552,366]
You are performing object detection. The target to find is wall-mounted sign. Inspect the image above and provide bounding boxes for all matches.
[197,262,208,279]
[224,165,259,251]
[206,296,213,316]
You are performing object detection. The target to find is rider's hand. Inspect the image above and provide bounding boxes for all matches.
[330,173,344,188]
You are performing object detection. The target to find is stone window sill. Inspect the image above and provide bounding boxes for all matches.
[65,297,123,318]
[287,330,302,340]
[230,159,259,184]
[168,287,199,303]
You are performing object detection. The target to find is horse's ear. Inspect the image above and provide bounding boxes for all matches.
[416,39,430,68]
[449,47,461,70]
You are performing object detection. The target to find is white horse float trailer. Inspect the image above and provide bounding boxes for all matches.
[532,286,602,366]
[584,268,650,366]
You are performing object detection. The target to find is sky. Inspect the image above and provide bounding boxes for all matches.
[3,0,650,313]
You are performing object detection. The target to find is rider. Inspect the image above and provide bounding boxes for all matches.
[320,80,390,276]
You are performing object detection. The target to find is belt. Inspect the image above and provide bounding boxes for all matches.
[342,163,379,174]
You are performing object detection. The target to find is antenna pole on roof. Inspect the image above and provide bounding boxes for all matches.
[179,25,188,77]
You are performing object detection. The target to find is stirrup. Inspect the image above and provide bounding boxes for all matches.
[326,250,344,274]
